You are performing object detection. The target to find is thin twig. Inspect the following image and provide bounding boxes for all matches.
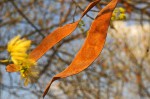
[72,0,95,20]
[10,0,45,38]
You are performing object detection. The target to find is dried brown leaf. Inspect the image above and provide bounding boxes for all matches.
[43,0,119,97]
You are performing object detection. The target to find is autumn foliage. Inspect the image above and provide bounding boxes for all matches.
[0,0,150,98]
[27,0,119,97]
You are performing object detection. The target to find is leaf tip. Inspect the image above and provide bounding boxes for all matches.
[43,77,59,98]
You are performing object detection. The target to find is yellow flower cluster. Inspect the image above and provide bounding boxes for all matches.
[7,35,31,64]
[111,7,126,21]
[6,35,38,86]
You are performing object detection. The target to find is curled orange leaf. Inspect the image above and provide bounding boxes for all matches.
[29,0,100,61]
[43,0,119,97]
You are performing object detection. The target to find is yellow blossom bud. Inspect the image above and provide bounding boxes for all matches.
[119,13,126,20]
[119,7,126,13]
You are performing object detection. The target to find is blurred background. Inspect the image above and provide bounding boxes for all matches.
[0,0,150,99]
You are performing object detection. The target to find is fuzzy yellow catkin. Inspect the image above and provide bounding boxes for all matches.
[6,35,38,86]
